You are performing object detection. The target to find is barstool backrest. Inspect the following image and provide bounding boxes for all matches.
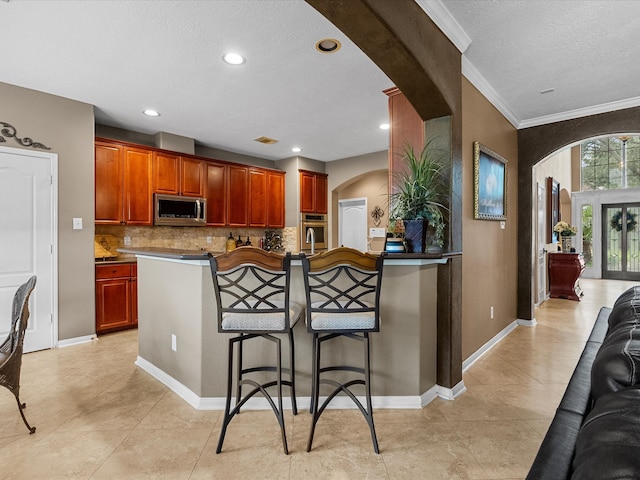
[301,247,384,333]
[209,247,294,334]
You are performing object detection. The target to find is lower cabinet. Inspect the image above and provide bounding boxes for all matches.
[96,262,138,334]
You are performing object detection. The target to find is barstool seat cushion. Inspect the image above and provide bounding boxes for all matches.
[309,301,376,330]
[221,301,302,331]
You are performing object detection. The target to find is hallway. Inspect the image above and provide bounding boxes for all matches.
[0,278,635,479]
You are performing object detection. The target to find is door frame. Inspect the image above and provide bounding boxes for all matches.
[0,145,58,349]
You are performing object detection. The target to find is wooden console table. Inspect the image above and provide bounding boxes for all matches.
[548,253,585,301]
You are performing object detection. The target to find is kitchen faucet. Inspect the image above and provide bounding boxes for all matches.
[306,227,315,254]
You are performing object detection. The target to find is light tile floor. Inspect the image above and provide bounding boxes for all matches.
[0,278,635,479]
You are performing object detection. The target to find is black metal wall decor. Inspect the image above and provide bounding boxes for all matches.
[0,122,51,150]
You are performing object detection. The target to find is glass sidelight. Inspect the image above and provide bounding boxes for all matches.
[602,203,640,280]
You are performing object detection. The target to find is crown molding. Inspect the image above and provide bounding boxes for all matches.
[461,57,521,128]
[519,96,640,129]
[415,0,471,53]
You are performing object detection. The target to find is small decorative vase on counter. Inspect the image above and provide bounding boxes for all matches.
[403,218,427,253]
[561,235,572,253]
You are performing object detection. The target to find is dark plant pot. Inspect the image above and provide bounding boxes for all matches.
[403,218,427,253]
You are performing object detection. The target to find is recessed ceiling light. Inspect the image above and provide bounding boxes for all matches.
[292,147,301,153]
[315,38,341,53]
[379,123,390,130]
[222,53,246,65]
[143,109,160,117]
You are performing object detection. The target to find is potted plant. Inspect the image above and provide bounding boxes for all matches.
[390,141,448,253]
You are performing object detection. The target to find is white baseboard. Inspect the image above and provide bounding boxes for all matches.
[437,380,467,400]
[517,317,537,327]
[136,355,435,411]
[462,320,519,373]
[57,334,96,348]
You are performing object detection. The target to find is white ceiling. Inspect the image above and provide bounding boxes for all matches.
[1,0,639,162]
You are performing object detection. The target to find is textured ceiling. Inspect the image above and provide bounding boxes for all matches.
[1,0,639,162]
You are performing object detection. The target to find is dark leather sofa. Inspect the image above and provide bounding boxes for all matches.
[526,286,640,480]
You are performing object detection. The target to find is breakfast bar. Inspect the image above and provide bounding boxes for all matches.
[121,247,446,410]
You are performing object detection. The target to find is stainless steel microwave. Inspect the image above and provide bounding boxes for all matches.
[154,194,206,226]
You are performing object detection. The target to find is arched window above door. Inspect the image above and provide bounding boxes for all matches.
[581,135,640,191]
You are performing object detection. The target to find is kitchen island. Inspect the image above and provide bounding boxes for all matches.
[120,247,448,410]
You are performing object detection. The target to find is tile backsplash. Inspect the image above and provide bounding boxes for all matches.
[95,225,297,257]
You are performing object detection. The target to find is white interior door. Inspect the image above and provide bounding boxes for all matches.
[338,198,367,251]
[536,182,547,304]
[0,146,56,352]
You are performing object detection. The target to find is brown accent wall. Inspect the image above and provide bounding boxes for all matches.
[0,81,95,340]
[461,78,519,359]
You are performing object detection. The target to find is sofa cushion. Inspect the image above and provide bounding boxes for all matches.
[591,288,640,400]
[571,386,640,480]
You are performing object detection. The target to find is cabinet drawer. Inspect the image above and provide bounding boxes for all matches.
[96,264,132,279]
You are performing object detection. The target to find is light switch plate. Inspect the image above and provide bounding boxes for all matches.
[72,217,83,230]
[369,227,386,238]
[124,236,131,246]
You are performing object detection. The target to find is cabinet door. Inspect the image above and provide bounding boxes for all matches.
[267,171,285,228]
[300,171,315,213]
[315,174,328,214]
[205,162,227,226]
[96,278,131,333]
[95,142,123,224]
[227,165,249,226]
[123,147,153,225]
[180,157,204,197]
[248,169,267,227]
[153,152,180,194]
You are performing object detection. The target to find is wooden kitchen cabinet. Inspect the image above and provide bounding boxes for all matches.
[153,152,204,197]
[300,169,328,214]
[95,140,153,225]
[205,161,227,226]
[96,138,286,229]
[95,141,123,224]
[95,262,138,334]
[227,165,249,226]
[267,170,285,228]
[248,168,267,227]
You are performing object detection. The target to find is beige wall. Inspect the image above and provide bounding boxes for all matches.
[325,150,388,249]
[534,148,573,225]
[461,78,519,360]
[334,170,389,252]
[0,82,95,340]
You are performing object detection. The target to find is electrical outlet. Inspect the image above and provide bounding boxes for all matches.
[490,306,494,319]
[500,221,506,230]
[171,334,177,352]
[124,236,131,246]
[206,236,212,244]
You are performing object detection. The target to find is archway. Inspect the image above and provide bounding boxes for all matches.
[518,106,640,319]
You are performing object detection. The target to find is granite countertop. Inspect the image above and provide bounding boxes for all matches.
[116,246,450,262]
[117,247,214,260]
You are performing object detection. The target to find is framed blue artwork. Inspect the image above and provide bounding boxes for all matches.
[473,141,507,221]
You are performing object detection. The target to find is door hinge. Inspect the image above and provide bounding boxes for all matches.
[49,175,53,185]
[50,313,53,324]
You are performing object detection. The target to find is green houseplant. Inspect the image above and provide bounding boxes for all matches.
[390,141,448,253]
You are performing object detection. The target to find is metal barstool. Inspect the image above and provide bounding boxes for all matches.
[209,247,302,454]
[301,247,384,453]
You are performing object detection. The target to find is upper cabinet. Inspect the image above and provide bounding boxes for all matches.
[204,161,227,226]
[153,152,204,197]
[95,138,285,228]
[300,169,328,214]
[95,141,153,225]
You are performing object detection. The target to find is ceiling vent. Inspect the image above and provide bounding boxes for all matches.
[254,136,278,144]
